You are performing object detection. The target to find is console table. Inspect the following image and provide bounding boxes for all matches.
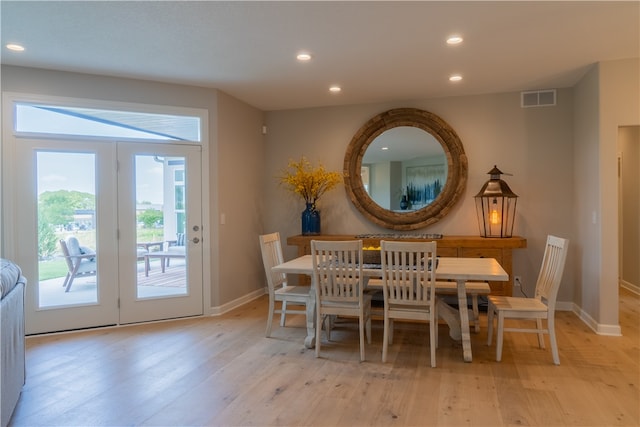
[286,234,527,296]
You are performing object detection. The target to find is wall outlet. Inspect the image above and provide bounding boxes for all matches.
[514,276,522,287]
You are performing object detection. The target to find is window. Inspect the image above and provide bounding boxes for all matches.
[15,102,202,142]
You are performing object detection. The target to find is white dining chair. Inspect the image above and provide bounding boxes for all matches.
[259,232,311,338]
[311,239,372,362]
[380,240,438,367]
[487,235,569,365]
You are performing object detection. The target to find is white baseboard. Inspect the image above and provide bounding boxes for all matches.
[208,287,266,316]
[571,302,622,336]
[620,279,640,295]
[207,291,626,337]
[555,300,574,311]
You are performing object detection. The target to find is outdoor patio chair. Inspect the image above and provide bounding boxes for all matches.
[59,237,97,292]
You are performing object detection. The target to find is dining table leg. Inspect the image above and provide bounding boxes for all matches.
[437,301,462,341]
[436,279,473,362]
[456,279,473,362]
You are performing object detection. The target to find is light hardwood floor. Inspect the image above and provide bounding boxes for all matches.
[11,288,639,426]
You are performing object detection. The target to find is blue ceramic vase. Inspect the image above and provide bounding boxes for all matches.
[301,203,321,235]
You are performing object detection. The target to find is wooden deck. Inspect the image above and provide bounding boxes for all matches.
[39,259,186,307]
[137,261,186,288]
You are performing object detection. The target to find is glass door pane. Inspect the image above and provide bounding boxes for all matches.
[134,154,187,298]
[37,151,98,307]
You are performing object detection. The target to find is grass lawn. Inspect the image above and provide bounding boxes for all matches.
[38,259,68,281]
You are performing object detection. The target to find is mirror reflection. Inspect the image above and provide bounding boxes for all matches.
[343,107,467,230]
[361,127,447,212]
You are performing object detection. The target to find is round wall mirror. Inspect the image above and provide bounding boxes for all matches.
[344,108,467,230]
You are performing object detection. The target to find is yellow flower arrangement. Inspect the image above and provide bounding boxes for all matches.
[279,157,342,206]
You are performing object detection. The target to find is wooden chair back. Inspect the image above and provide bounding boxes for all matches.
[311,240,364,305]
[259,232,286,294]
[59,238,75,271]
[380,240,437,307]
[534,235,569,312]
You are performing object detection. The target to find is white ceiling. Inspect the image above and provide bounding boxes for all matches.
[1,1,638,111]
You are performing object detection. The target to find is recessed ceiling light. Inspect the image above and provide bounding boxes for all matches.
[446,36,463,45]
[297,52,312,61]
[6,43,25,52]
[381,147,389,151]
[329,86,341,93]
[449,74,463,82]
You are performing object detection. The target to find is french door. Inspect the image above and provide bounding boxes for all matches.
[117,143,203,324]
[12,139,203,334]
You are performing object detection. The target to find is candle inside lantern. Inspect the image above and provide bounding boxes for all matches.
[490,199,501,224]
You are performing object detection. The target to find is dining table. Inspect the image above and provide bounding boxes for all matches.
[271,255,508,362]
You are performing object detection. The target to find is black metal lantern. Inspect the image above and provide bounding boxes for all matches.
[474,165,518,238]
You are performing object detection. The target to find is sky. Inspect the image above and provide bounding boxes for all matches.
[37,152,165,204]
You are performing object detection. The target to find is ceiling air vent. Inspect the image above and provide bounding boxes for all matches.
[521,89,556,108]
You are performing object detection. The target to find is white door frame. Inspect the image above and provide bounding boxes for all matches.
[1,92,213,333]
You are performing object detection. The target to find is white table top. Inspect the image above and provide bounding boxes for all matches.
[272,255,508,282]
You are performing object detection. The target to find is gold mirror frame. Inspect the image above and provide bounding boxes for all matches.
[344,108,468,230]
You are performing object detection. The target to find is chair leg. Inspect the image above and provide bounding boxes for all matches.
[65,275,75,292]
[496,311,505,362]
[325,315,335,340]
[265,297,275,337]
[315,312,323,358]
[66,263,84,292]
[487,303,495,346]
[435,302,439,349]
[536,318,546,349]
[382,315,389,363]
[472,295,480,333]
[429,316,436,368]
[359,312,366,362]
[365,313,372,345]
[322,315,332,341]
[389,319,394,344]
[280,301,287,327]
[548,316,560,365]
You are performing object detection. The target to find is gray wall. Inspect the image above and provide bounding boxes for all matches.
[619,126,640,292]
[214,91,266,308]
[573,58,639,333]
[598,59,640,330]
[264,92,576,303]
